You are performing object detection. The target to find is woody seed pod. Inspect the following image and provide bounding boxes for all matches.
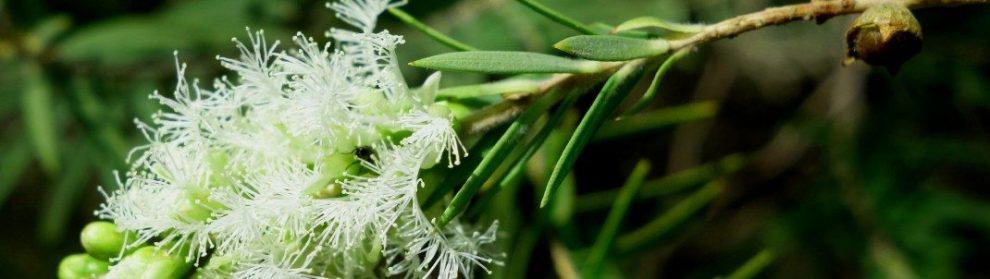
[844,3,923,73]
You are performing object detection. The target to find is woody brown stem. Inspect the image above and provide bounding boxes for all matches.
[461,0,990,136]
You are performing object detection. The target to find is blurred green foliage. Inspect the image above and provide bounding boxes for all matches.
[1,0,989,278]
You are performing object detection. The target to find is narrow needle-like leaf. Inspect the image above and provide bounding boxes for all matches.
[727,249,776,279]
[625,48,692,114]
[438,87,571,226]
[541,61,645,208]
[387,8,478,51]
[465,93,579,219]
[555,35,669,61]
[616,179,725,254]
[549,239,580,279]
[39,147,89,245]
[437,75,549,98]
[598,101,717,141]
[0,139,32,206]
[516,0,597,35]
[22,63,60,175]
[422,131,502,208]
[583,159,651,278]
[576,154,745,211]
[614,16,706,34]
[410,51,603,74]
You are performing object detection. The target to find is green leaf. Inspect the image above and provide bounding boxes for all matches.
[625,48,692,114]
[58,18,192,66]
[58,0,286,66]
[616,179,724,254]
[409,51,603,74]
[421,131,502,209]
[438,86,572,226]
[589,22,651,39]
[437,75,549,98]
[387,8,478,51]
[464,93,580,219]
[727,249,776,279]
[68,77,128,170]
[24,16,72,55]
[576,154,745,212]
[21,63,60,174]
[39,145,90,246]
[541,61,645,207]
[614,16,705,34]
[583,159,651,277]
[0,138,33,207]
[555,35,669,61]
[157,0,268,46]
[595,101,718,141]
[515,0,598,35]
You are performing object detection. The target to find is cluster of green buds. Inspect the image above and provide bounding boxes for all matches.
[59,222,189,279]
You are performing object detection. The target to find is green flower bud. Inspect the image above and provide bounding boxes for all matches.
[845,3,923,73]
[110,246,191,279]
[58,254,109,279]
[80,221,126,260]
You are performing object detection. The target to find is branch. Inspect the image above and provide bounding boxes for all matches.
[668,0,989,50]
[460,0,989,135]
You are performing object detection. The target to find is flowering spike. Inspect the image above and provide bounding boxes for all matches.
[91,1,499,278]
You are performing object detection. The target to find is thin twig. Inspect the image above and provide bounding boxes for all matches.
[461,0,990,135]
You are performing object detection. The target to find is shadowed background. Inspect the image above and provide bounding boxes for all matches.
[1,0,989,277]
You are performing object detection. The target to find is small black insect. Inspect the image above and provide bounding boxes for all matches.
[354,146,375,163]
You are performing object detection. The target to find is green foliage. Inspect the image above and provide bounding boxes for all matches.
[584,159,651,278]
[542,62,645,207]
[726,249,776,279]
[437,75,549,98]
[58,18,193,66]
[465,93,580,219]
[39,148,90,246]
[59,0,287,66]
[625,48,692,114]
[515,0,598,35]
[595,101,718,141]
[614,16,705,35]
[438,85,574,226]
[387,8,478,51]
[410,51,603,74]
[21,63,60,175]
[0,138,32,206]
[575,153,745,212]
[616,179,724,254]
[554,35,669,61]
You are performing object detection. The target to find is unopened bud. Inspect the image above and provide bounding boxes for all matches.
[80,221,126,260]
[110,246,191,279]
[58,254,109,279]
[844,3,922,73]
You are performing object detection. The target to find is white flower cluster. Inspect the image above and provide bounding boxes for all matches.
[94,1,499,278]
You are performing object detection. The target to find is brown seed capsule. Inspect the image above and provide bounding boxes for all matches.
[844,3,923,73]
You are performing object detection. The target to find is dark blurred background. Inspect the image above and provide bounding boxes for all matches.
[2,0,989,278]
